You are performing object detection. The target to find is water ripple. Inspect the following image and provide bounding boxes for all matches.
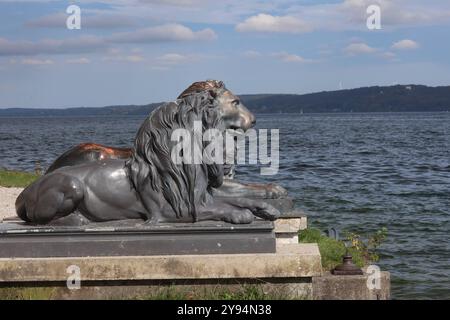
[1,112,449,299]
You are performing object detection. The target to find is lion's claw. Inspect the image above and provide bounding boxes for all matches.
[265,183,288,199]
[253,205,280,221]
[224,210,254,224]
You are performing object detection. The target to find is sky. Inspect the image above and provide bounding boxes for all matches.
[0,0,450,108]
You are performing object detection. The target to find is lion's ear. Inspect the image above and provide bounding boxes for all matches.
[208,89,217,99]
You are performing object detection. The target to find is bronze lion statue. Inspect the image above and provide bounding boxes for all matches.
[44,82,287,200]
[15,81,280,224]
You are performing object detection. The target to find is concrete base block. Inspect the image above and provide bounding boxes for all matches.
[0,243,321,300]
[274,216,307,233]
[312,271,390,300]
[274,213,307,245]
[275,234,299,244]
[0,244,322,282]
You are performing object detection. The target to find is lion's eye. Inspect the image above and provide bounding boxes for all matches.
[232,99,240,106]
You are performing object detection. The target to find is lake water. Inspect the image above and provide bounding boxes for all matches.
[0,112,449,299]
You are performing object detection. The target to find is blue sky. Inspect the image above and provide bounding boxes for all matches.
[0,0,450,108]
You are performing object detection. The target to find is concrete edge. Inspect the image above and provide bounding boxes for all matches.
[0,243,322,282]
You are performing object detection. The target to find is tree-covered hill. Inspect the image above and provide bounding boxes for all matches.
[1,85,449,116]
[240,85,450,113]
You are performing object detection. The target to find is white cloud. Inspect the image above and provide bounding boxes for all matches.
[110,24,217,43]
[391,39,419,50]
[380,51,397,60]
[236,14,312,33]
[157,53,191,65]
[0,36,105,56]
[101,51,203,68]
[138,0,208,6]
[66,58,91,64]
[241,51,314,63]
[26,13,136,29]
[126,55,145,62]
[103,54,146,63]
[21,58,54,65]
[262,0,450,33]
[344,42,377,55]
[337,0,450,29]
[272,52,311,63]
[11,0,450,30]
[0,24,216,56]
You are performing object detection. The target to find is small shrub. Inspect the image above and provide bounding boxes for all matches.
[345,227,388,264]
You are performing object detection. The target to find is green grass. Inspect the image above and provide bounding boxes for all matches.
[0,285,300,300]
[0,170,40,188]
[299,228,364,270]
[0,287,55,300]
[138,285,295,300]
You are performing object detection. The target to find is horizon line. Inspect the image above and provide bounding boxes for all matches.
[1,83,447,110]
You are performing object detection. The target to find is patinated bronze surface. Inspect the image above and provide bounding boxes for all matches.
[45,143,287,199]
[45,143,132,174]
[16,81,281,225]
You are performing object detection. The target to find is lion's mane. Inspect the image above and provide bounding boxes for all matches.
[125,86,225,221]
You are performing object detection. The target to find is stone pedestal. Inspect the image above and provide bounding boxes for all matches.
[0,219,276,257]
[0,243,322,300]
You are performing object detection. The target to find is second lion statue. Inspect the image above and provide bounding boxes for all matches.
[15,81,280,225]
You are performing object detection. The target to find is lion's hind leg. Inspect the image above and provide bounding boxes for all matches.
[17,173,85,224]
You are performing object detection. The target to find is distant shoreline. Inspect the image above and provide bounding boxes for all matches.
[1,84,450,116]
[1,111,449,118]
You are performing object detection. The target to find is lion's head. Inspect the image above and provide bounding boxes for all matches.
[178,80,255,131]
[125,80,255,221]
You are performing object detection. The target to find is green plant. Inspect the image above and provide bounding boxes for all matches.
[299,228,364,270]
[299,227,387,270]
[345,227,388,264]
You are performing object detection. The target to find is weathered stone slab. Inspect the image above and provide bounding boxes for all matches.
[0,219,276,258]
[274,216,307,233]
[274,212,307,244]
[312,271,390,300]
[0,243,322,282]
[275,234,299,245]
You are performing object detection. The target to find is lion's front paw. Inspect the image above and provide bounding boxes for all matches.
[254,205,280,221]
[143,216,160,225]
[224,210,254,224]
[265,183,288,199]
